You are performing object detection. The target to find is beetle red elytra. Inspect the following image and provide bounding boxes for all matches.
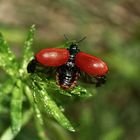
[27,40,108,90]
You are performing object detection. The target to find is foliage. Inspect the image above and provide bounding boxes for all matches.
[0,1,140,140]
[0,26,96,140]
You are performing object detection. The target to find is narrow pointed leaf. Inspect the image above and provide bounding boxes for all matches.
[24,85,50,140]
[34,103,51,140]
[0,33,18,77]
[31,74,75,132]
[0,79,14,112]
[11,80,23,134]
[20,25,35,76]
[24,85,44,125]
[70,86,96,97]
[0,79,14,94]
[33,102,44,125]
[34,86,75,132]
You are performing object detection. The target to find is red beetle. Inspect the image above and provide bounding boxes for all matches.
[27,42,108,89]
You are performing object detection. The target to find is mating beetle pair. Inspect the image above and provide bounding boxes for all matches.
[27,39,108,90]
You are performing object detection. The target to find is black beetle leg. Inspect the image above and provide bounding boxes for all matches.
[27,59,37,73]
[95,75,107,87]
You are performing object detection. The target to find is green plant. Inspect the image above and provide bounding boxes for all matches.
[0,25,95,140]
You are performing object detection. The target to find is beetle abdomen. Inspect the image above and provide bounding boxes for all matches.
[56,65,79,89]
[56,44,80,89]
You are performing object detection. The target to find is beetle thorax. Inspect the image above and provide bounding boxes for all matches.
[67,43,80,58]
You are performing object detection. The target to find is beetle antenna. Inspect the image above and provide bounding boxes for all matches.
[64,34,69,41]
[77,36,86,43]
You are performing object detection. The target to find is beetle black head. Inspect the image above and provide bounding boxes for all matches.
[69,43,78,50]
[68,43,80,55]
[65,35,86,55]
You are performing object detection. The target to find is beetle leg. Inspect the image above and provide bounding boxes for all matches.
[95,75,107,87]
[27,59,37,73]
[56,72,59,85]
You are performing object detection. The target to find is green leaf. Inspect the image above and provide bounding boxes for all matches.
[70,86,88,96]
[0,110,32,140]
[0,33,18,77]
[24,85,44,125]
[10,79,23,134]
[70,85,96,97]
[34,103,51,140]
[20,25,35,76]
[0,79,14,113]
[0,79,14,94]
[31,74,75,132]
[24,85,50,140]
[33,101,44,125]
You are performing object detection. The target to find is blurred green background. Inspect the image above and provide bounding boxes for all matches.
[0,0,140,140]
